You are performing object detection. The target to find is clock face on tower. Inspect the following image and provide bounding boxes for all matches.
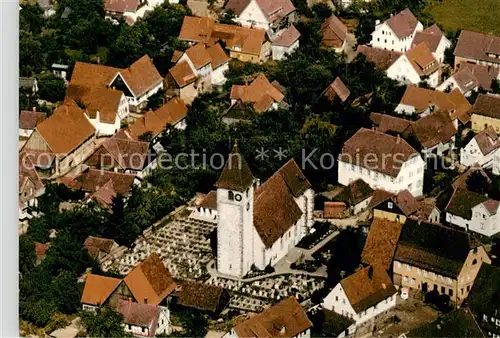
[235,194,242,201]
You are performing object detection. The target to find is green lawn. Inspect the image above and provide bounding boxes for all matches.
[427,0,500,36]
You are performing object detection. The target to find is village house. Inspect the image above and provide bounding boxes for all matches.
[386,42,440,88]
[452,164,492,190]
[470,94,500,133]
[229,73,286,113]
[19,77,39,94]
[19,109,46,138]
[81,253,176,334]
[165,61,198,104]
[361,218,403,272]
[410,24,451,63]
[224,0,296,38]
[34,242,51,266]
[19,152,45,220]
[393,219,491,304]
[394,85,471,125]
[454,30,500,70]
[178,16,270,63]
[437,63,500,97]
[330,179,374,215]
[83,236,120,265]
[68,55,163,120]
[321,15,348,53]
[356,45,401,71]
[270,24,301,61]
[460,126,500,174]
[172,281,230,318]
[368,189,421,224]
[224,297,312,338]
[52,63,69,82]
[104,0,149,24]
[370,9,423,52]
[216,144,314,278]
[21,100,97,177]
[402,308,484,338]
[338,128,425,197]
[466,263,500,338]
[84,133,157,179]
[322,265,398,327]
[321,77,351,103]
[127,97,188,148]
[445,187,500,237]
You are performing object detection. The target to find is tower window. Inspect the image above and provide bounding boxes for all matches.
[228,191,234,200]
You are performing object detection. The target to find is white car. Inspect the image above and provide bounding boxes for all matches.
[400,287,409,300]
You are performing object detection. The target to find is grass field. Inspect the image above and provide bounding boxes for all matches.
[427,0,500,36]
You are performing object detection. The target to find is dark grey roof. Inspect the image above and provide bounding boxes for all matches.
[407,309,484,338]
[467,264,500,319]
[19,77,37,89]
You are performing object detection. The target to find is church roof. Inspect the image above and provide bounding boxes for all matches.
[215,143,255,192]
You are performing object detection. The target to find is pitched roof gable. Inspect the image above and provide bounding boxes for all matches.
[117,300,159,328]
[445,187,490,220]
[404,42,439,77]
[357,45,401,71]
[321,15,348,49]
[81,273,122,306]
[19,110,46,130]
[361,218,403,270]
[454,30,500,65]
[118,55,163,98]
[385,8,419,39]
[471,94,500,119]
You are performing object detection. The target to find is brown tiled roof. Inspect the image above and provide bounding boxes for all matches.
[483,199,499,215]
[199,190,217,210]
[455,63,500,92]
[230,73,285,112]
[254,164,304,247]
[372,113,413,134]
[206,43,230,69]
[423,24,443,36]
[272,24,300,47]
[34,242,50,257]
[340,265,397,313]
[75,168,135,195]
[179,16,266,56]
[255,0,295,23]
[124,253,177,306]
[470,94,500,119]
[474,126,500,156]
[321,15,348,49]
[81,273,122,305]
[368,189,420,216]
[84,236,116,257]
[398,85,471,120]
[86,136,149,171]
[362,218,403,270]
[405,42,439,77]
[185,43,212,69]
[168,61,197,88]
[171,50,183,63]
[224,0,250,15]
[445,187,489,220]
[277,159,311,197]
[452,164,492,190]
[117,300,159,328]
[32,100,95,157]
[215,143,254,191]
[385,8,419,39]
[414,196,440,220]
[356,45,401,71]
[339,128,419,177]
[233,297,312,338]
[412,110,457,148]
[128,97,188,139]
[104,0,138,14]
[19,152,44,190]
[324,201,346,218]
[334,179,374,206]
[454,30,500,65]
[19,110,46,130]
[88,179,116,208]
[176,281,227,313]
[119,55,163,98]
[368,189,397,209]
[322,77,350,103]
[411,31,442,53]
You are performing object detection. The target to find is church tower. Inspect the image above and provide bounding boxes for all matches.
[216,142,255,278]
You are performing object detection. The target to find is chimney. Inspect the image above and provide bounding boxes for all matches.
[97,56,101,64]
[382,283,387,289]
[280,326,286,335]
[32,107,36,112]
[368,266,373,279]
[375,19,380,25]
[396,134,401,144]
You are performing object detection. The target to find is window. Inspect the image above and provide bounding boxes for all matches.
[388,202,393,209]
[449,289,453,296]
[441,286,445,294]
[228,191,234,200]
[396,261,402,269]
[406,264,411,271]
[343,299,346,304]
[142,327,146,333]
[408,183,413,190]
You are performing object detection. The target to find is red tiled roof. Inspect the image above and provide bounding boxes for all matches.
[81,273,122,306]
[357,45,401,71]
[230,73,285,112]
[117,299,159,328]
[321,15,348,49]
[84,236,117,257]
[104,0,138,14]
[405,42,439,77]
[34,242,50,257]
[168,61,197,88]
[19,110,46,130]
[471,94,500,120]
[385,8,419,39]
[75,168,135,195]
[272,24,301,47]
[322,77,350,102]
[255,0,295,23]
[361,218,403,270]
[454,30,500,66]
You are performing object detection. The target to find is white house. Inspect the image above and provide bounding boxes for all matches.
[175,43,230,86]
[460,126,500,172]
[117,300,171,337]
[370,9,423,52]
[229,73,286,113]
[387,42,440,88]
[81,92,129,136]
[224,297,312,338]
[271,24,301,61]
[323,265,397,326]
[216,144,314,278]
[410,24,451,63]
[446,187,500,237]
[437,63,500,97]
[225,0,296,39]
[338,128,426,197]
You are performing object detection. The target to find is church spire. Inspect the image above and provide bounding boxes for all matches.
[216,141,254,192]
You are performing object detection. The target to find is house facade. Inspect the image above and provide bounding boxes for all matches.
[338,128,425,197]
[216,144,314,278]
[445,188,500,237]
[323,265,397,326]
[393,219,491,304]
[270,24,301,61]
[370,9,423,52]
[460,126,500,170]
[470,94,500,133]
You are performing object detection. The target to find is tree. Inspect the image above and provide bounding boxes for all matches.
[174,308,209,337]
[145,89,166,110]
[19,235,36,277]
[50,271,81,314]
[79,307,132,338]
[311,2,332,20]
[37,73,66,102]
[466,171,490,195]
[219,9,238,25]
